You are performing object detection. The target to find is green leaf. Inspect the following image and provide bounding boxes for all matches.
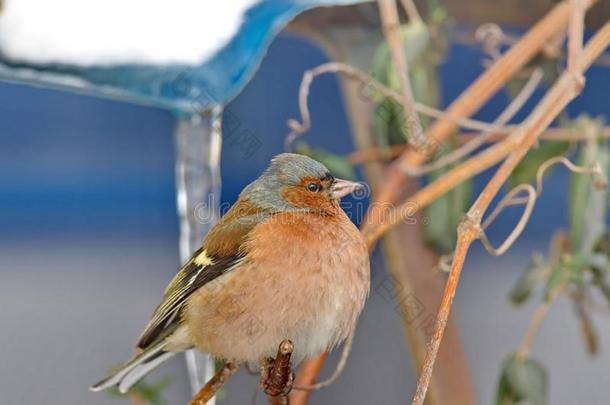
[371,16,447,146]
[509,252,545,306]
[294,142,357,181]
[588,246,610,304]
[593,231,610,255]
[509,140,570,187]
[569,117,609,254]
[424,141,473,254]
[496,353,547,405]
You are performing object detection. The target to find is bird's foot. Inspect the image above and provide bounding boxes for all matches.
[261,340,295,397]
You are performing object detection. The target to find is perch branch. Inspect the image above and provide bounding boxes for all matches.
[410,20,609,405]
[187,362,239,405]
[289,354,327,405]
[264,340,295,404]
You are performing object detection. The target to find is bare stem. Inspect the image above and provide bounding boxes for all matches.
[187,363,239,405]
[364,0,580,230]
[410,20,608,405]
[378,0,425,150]
[289,355,326,405]
[293,330,355,391]
[568,0,586,74]
[400,0,421,24]
[284,62,510,151]
[346,126,610,165]
[517,303,552,358]
[412,67,544,176]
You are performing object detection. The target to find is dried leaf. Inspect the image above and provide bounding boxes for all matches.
[588,251,610,304]
[572,286,598,355]
[496,353,547,405]
[509,252,545,306]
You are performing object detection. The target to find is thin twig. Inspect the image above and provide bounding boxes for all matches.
[293,330,355,391]
[346,126,610,165]
[284,63,511,151]
[411,68,544,176]
[517,272,570,358]
[187,363,239,405]
[378,0,425,150]
[288,355,327,405]
[479,154,603,255]
[399,0,421,24]
[410,19,607,405]
[363,0,580,230]
[290,0,598,399]
[479,183,537,256]
[517,302,552,358]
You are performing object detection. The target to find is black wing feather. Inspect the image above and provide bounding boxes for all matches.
[137,248,241,349]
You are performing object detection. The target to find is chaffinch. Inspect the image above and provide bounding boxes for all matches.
[91,153,370,394]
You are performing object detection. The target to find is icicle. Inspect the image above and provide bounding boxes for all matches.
[174,107,223,401]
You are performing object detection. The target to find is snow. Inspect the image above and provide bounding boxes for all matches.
[0,0,257,66]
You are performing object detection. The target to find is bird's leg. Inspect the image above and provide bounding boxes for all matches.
[261,340,295,399]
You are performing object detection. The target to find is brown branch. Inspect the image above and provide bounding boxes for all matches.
[410,67,543,176]
[363,0,580,232]
[410,20,609,405]
[187,362,239,405]
[347,126,610,165]
[399,0,421,24]
[289,354,326,404]
[568,0,586,74]
[289,0,598,401]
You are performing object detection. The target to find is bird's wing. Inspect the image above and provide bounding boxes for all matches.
[136,199,270,350]
[136,248,243,349]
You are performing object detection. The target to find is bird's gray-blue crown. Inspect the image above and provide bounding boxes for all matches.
[241,153,333,212]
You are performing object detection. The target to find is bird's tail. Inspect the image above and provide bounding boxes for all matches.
[90,338,176,394]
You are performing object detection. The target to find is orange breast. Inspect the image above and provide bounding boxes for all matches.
[183,210,370,364]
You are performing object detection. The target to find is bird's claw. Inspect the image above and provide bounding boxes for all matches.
[261,339,295,397]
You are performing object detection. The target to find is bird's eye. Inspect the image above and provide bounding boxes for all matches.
[307,183,320,192]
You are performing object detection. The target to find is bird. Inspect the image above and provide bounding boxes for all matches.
[91,153,371,394]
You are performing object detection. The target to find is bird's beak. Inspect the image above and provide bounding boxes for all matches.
[330,178,364,200]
